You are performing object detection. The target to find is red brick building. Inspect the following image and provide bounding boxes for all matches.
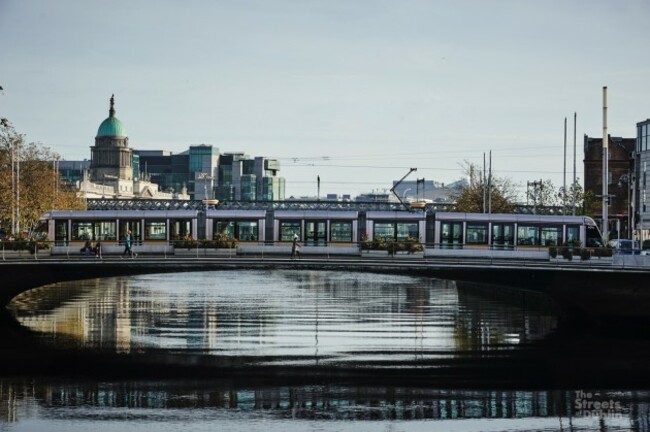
[583,135,635,239]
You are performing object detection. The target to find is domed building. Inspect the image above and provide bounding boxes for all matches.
[78,95,189,200]
[91,94,132,182]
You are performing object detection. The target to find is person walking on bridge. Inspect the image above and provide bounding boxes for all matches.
[291,234,301,260]
[122,230,136,258]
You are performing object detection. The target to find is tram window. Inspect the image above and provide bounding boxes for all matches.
[566,226,580,244]
[55,220,68,245]
[119,220,141,243]
[330,221,352,243]
[396,223,418,241]
[540,226,561,246]
[145,221,167,240]
[71,221,93,241]
[441,222,463,245]
[491,224,514,247]
[94,221,116,241]
[466,224,488,244]
[215,221,235,239]
[280,221,301,241]
[238,221,258,241]
[374,223,395,241]
[517,225,539,246]
[171,220,191,239]
[215,220,259,241]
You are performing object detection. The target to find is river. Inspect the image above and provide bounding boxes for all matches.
[1,270,649,431]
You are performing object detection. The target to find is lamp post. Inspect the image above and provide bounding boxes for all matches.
[197,172,213,200]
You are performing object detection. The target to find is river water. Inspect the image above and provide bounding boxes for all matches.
[2,270,649,431]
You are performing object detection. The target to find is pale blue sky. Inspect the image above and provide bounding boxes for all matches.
[2,0,649,197]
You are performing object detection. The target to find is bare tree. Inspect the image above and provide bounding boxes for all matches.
[454,161,517,213]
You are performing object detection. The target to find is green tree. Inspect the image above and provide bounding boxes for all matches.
[454,161,516,213]
[0,121,85,236]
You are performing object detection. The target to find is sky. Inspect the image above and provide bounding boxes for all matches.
[2,0,649,199]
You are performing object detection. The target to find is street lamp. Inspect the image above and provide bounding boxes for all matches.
[197,172,213,200]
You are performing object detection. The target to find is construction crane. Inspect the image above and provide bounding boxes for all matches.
[390,168,417,211]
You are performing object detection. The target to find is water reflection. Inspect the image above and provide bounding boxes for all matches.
[7,271,559,365]
[1,379,649,431]
[4,270,650,431]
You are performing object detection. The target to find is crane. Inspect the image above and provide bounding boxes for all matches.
[390,168,417,211]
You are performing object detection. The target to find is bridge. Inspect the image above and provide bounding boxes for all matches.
[1,256,649,326]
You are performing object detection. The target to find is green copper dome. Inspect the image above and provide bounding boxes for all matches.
[96,94,127,137]
[97,116,127,137]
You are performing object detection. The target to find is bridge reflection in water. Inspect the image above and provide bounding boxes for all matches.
[1,380,649,426]
[3,270,650,430]
[7,270,559,365]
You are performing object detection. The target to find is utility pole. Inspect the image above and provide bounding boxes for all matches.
[488,150,492,214]
[602,86,609,242]
[527,180,543,214]
[563,117,567,213]
[482,153,486,214]
[573,112,577,216]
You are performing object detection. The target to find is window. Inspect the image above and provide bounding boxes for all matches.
[396,223,418,241]
[466,223,488,244]
[55,220,68,246]
[441,222,462,246]
[70,221,116,241]
[215,220,258,241]
[119,220,142,244]
[145,220,167,241]
[93,221,117,241]
[71,221,93,241]
[517,225,539,246]
[540,226,562,246]
[491,223,514,247]
[330,221,352,243]
[216,221,235,239]
[305,220,327,245]
[566,226,580,244]
[237,221,258,241]
[374,222,395,241]
[280,221,301,241]
[171,219,191,239]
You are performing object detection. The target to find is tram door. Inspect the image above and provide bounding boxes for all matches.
[441,222,463,248]
[491,223,514,249]
[305,220,327,246]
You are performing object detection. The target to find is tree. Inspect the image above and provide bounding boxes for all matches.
[0,121,85,237]
[454,161,517,213]
[526,179,560,208]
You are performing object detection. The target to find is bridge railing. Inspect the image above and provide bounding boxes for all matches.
[3,239,648,270]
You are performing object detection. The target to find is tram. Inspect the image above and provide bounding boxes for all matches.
[39,201,603,255]
[432,212,603,249]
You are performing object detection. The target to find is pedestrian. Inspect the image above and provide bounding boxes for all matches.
[93,241,102,259]
[122,230,135,258]
[291,234,301,259]
[81,239,92,255]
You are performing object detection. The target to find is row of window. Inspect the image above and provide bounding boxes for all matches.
[443,222,580,247]
[215,220,355,244]
[55,220,192,243]
[53,218,588,248]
